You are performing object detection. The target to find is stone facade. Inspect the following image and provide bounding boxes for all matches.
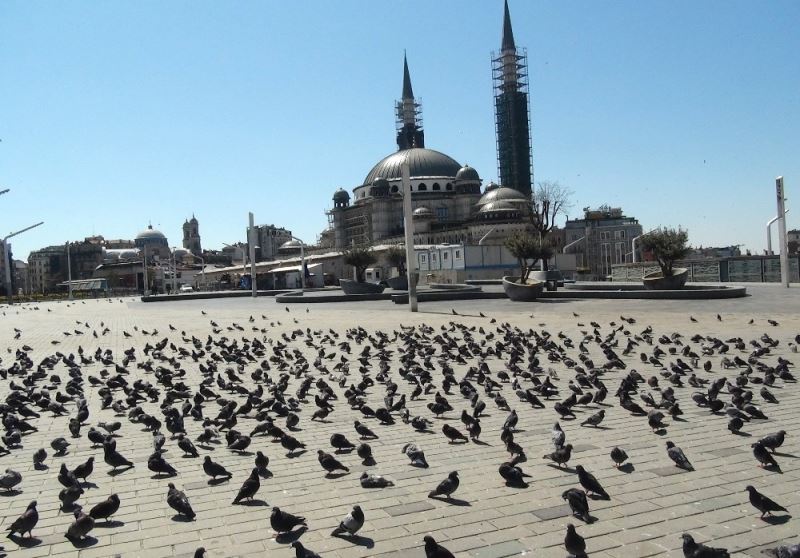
[564,206,643,280]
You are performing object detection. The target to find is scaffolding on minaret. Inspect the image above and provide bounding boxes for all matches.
[492,0,533,197]
[395,52,425,151]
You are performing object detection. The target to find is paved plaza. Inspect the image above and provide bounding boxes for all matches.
[1,285,800,557]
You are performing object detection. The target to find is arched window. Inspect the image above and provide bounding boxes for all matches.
[418,183,427,191]
[445,183,453,191]
[391,185,399,193]
[432,183,440,191]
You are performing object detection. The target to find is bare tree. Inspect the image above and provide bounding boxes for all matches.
[529,180,573,238]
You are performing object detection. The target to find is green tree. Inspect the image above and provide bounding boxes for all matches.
[505,233,554,283]
[640,227,690,278]
[343,246,377,283]
[384,245,406,275]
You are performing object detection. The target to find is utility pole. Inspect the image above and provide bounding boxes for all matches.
[776,176,789,287]
[402,162,418,311]
[66,241,73,300]
[142,244,149,296]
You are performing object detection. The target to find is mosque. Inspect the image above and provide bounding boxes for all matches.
[323,1,535,250]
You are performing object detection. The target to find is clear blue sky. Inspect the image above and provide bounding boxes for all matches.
[1,0,798,259]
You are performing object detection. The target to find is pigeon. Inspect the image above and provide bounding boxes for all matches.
[203,456,232,480]
[610,447,628,468]
[51,437,70,455]
[357,443,374,465]
[65,508,95,541]
[360,472,394,488]
[148,452,178,477]
[428,471,459,499]
[562,488,591,523]
[331,505,364,537]
[543,444,573,468]
[762,544,800,558]
[255,451,270,475]
[59,484,84,509]
[442,424,468,443]
[752,441,781,470]
[6,500,38,538]
[758,431,786,453]
[291,541,322,558]
[178,435,199,457]
[318,450,349,475]
[402,443,429,468]
[666,441,693,471]
[745,485,788,518]
[681,533,729,558]
[424,535,456,558]
[281,434,306,455]
[354,420,378,439]
[0,469,22,492]
[503,410,518,431]
[580,409,605,427]
[103,441,134,471]
[167,483,195,519]
[232,468,261,504]
[552,422,566,448]
[330,433,356,452]
[564,523,587,557]
[575,465,610,499]
[498,460,531,486]
[271,507,307,533]
[89,494,120,522]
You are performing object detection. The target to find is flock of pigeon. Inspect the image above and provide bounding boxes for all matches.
[0,300,799,557]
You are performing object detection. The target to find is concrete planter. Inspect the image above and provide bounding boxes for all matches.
[385,275,408,291]
[502,276,544,302]
[642,267,688,290]
[339,279,386,295]
[531,269,564,291]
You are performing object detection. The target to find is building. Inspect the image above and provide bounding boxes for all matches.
[27,241,104,294]
[251,224,293,262]
[564,206,643,280]
[325,4,536,252]
[134,225,171,261]
[493,0,533,197]
[182,216,202,256]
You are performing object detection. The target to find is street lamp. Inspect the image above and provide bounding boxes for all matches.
[3,221,44,304]
[66,241,73,300]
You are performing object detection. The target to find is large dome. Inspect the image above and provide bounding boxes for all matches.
[136,226,166,240]
[477,187,529,206]
[363,148,462,185]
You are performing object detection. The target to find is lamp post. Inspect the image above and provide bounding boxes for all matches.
[287,236,306,294]
[66,241,73,300]
[776,176,789,287]
[248,212,257,297]
[766,209,789,256]
[401,162,418,312]
[142,244,149,296]
[3,221,44,305]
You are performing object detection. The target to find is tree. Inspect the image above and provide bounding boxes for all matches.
[640,227,690,278]
[528,180,573,270]
[505,233,554,284]
[384,245,406,275]
[343,246,377,283]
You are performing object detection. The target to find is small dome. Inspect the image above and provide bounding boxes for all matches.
[136,225,167,240]
[333,188,350,202]
[372,177,389,188]
[279,239,303,251]
[456,165,480,182]
[477,186,528,206]
[172,247,189,257]
[478,200,517,213]
[413,206,434,219]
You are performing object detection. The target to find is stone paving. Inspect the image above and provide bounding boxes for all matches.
[1,285,799,557]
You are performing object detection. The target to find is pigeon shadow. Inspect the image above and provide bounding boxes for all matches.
[94,520,125,528]
[471,439,491,446]
[652,429,668,436]
[208,477,230,486]
[732,431,752,437]
[275,526,307,544]
[672,416,687,422]
[763,514,791,525]
[546,464,576,473]
[34,463,49,471]
[582,425,611,430]
[181,454,201,459]
[8,534,41,547]
[504,480,530,489]
[239,498,269,507]
[67,535,98,548]
[231,450,254,457]
[618,463,635,473]
[286,450,307,458]
[258,469,274,479]
[325,471,350,479]
[107,467,133,477]
[334,448,354,454]
[588,494,611,501]
[772,452,796,458]
[361,457,376,467]
[150,473,177,480]
[0,489,23,497]
[431,496,471,507]
[171,514,195,522]
[333,533,374,548]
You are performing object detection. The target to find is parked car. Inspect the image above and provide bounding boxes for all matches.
[179,284,193,293]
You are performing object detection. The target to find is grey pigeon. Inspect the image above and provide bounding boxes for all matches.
[758,431,786,453]
[203,456,232,480]
[0,469,22,492]
[103,441,133,471]
[6,500,38,537]
[666,441,693,470]
[746,485,788,518]
[271,506,307,533]
[331,505,364,537]
[232,469,261,504]
[498,460,530,486]
[575,465,610,499]
[428,471,459,499]
[167,483,195,519]
[178,435,199,457]
[51,437,70,455]
[72,457,94,481]
[33,448,47,468]
[59,484,84,509]
[89,494,120,522]
[291,541,322,558]
[610,447,628,467]
[148,452,177,477]
[564,523,587,557]
[580,409,605,427]
[752,441,781,470]
[65,508,94,541]
[762,544,800,558]
[562,488,590,523]
[424,534,456,558]
[681,533,729,558]
[402,443,429,468]
[543,444,573,468]
[360,472,394,488]
[318,450,349,475]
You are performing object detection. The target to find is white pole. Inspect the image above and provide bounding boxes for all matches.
[402,162,417,312]
[766,210,789,256]
[142,244,148,296]
[776,176,789,287]
[67,242,73,300]
[3,240,11,305]
[300,241,305,294]
[249,212,257,297]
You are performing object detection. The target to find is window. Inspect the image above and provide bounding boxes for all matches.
[418,183,427,191]
[432,183,440,190]
[455,250,461,259]
[615,242,624,263]
[436,207,448,220]
[420,254,427,263]
[391,185,398,193]
[431,253,437,262]
[446,183,453,191]
[443,252,449,260]
[614,230,626,240]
